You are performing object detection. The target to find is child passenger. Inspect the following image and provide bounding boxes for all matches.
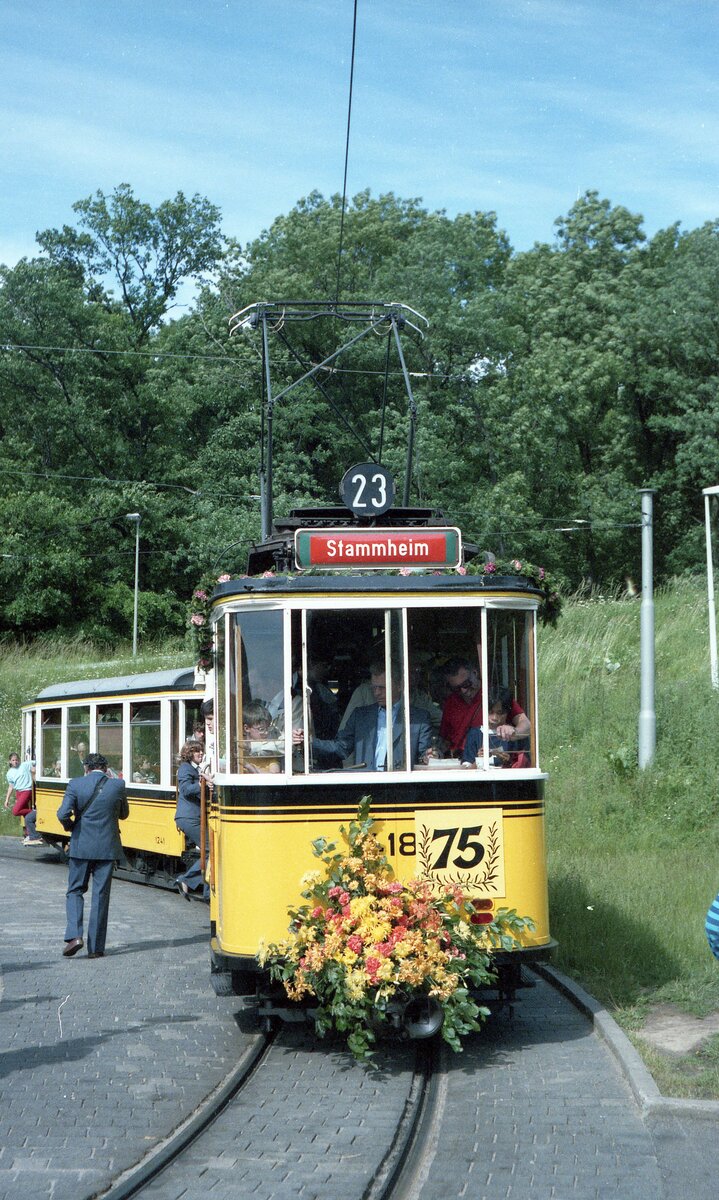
[460,692,514,768]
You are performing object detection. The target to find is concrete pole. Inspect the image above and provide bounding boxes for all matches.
[703,486,719,690]
[638,489,656,769]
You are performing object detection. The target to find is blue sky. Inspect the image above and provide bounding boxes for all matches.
[2,0,718,283]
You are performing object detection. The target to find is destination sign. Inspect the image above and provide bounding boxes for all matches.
[294,527,462,570]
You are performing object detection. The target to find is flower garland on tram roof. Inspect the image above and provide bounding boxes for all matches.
[258,796,534,1062]
[188,558,561,663]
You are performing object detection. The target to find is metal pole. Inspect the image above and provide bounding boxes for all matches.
[638,489,656,769]
[703,486,719,690]
[261,315,274,542]
[125,513,141,658]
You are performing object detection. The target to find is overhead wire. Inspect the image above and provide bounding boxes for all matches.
[335,0,359,303]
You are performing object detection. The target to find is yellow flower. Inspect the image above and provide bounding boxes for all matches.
[345,970,368,1001]
[300,870,322,889]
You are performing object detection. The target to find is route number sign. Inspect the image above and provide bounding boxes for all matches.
[340,463,395,517]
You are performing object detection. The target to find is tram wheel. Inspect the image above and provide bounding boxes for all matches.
[210,971,235,996]
[211,969,257,997]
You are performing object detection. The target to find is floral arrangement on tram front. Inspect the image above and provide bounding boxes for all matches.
[258,797,533,1062]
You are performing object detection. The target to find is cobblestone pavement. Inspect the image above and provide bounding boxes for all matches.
[138,1028,419,1200]
[2,837,719,1200]
[0,839,250,1200]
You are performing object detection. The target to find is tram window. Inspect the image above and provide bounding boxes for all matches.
[293,609,425,774]
[228,610,284,774]
[96,704,123,776]
[23,710,36,771]
[40,708,62,777]
[486,610,535,766]
[216,615,226,774]
[130,703,161,784]
[400,606,536,767]
[184,700,204,741]
[67,706,90,778]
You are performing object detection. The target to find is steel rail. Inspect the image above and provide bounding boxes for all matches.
[95,1030,273,1200]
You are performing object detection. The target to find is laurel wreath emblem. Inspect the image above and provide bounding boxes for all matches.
[417,820,501,893]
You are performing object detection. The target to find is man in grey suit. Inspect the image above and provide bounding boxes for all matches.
[311,665,433,771]
[57,752,129,958]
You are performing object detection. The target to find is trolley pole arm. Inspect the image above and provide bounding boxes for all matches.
[390,315,418,507]
[261,313,274,542]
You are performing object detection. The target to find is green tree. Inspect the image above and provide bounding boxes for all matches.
[37,184,225,342]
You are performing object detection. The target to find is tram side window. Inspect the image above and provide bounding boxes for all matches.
[67,706,90,778]
[184,700,204,742]
[96,704,123,776]
[41,709,62,777]
[215,615,226,774]
[484,610,534,765]
[130,703,161,784]
[228,610,284,774]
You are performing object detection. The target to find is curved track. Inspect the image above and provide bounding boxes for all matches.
[99,1027,442,1200]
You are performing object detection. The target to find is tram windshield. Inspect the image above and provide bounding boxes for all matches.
[221,602,536,776]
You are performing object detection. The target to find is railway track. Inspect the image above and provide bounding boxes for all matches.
[97,1023,442,1200]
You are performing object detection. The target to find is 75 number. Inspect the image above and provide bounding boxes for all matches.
[431,826,485,870]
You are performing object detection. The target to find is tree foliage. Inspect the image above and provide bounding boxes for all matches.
[0,184,717,640]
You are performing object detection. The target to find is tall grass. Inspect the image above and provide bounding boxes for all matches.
[540,576,719,1026]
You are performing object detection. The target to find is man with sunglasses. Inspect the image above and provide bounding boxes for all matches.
[439,658,529,757]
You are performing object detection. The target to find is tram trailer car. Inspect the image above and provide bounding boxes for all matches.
[24,668,205,885]
[207,503,554,1015]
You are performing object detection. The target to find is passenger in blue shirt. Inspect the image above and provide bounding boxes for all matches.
[461,691,515,768]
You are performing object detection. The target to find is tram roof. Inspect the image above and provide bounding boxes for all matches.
[212,573,542,601]
[33,667,198,703]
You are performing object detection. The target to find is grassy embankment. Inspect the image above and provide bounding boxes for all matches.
[1,582,718,1096]
[540,575,719,1097]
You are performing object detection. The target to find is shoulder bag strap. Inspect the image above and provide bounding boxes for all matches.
[78,773,109,816]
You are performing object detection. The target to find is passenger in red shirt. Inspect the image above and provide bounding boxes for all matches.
[439,659,530,756]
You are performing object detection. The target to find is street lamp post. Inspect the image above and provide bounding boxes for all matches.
[125,513,141,657]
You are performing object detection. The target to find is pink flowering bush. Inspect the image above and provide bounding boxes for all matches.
[187,570,237,668]
[259,796,533,1062]
[471,558,562,626]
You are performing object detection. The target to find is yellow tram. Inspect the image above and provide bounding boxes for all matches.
[24,668,205,882]
[207,505,553,1004]
[203,301,554,1017]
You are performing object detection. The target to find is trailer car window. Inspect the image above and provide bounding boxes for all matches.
[96,704,123,776]
[67,706,90,778]
[40,708,61,777]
